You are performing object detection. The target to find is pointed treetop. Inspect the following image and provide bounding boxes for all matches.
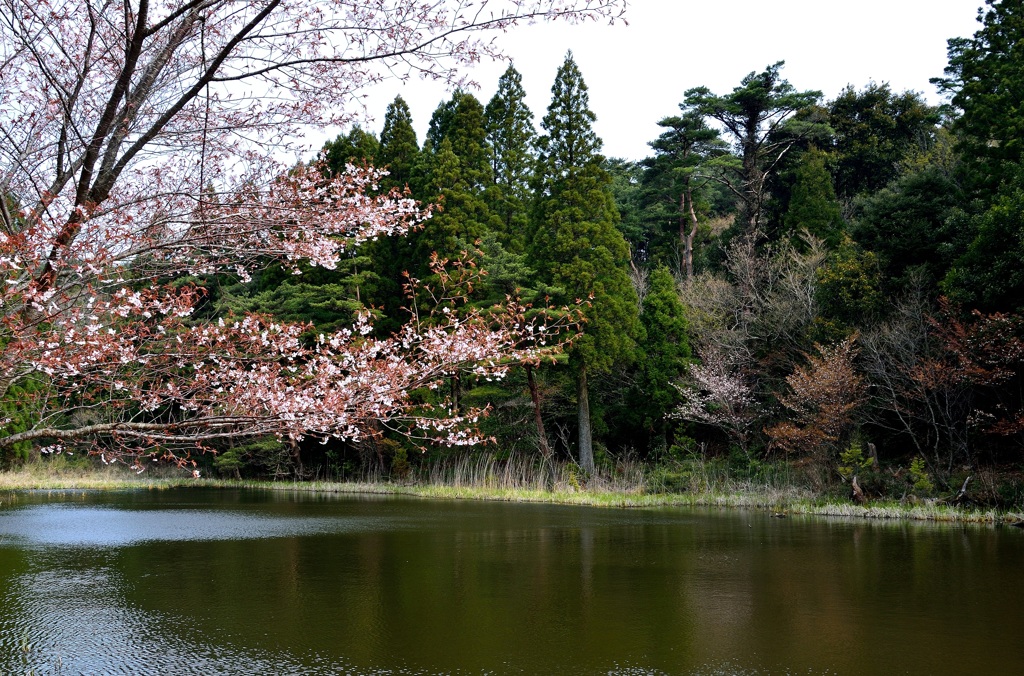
[378,95,420,190]
[486,63,536,184]
[539,51,602,175]
[425,90,464,153]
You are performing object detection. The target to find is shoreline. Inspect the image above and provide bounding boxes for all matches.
[2,468,1022,527]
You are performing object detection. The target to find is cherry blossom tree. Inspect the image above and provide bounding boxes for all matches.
[672,349,763,460]
[0,0,620,466]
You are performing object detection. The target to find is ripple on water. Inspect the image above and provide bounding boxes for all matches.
[0,505,439,674]
[0,562,415,675]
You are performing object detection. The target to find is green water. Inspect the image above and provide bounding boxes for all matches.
[0,488,1022,674]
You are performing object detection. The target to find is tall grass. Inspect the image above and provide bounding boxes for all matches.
[0,455,196,490]
[415,452,649,493]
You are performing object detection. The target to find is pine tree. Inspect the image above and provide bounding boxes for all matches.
[684,62,823,234]
[532,52,639,472]
[485,64,536,251]
[641,111,727,277]
[827,83,939,199]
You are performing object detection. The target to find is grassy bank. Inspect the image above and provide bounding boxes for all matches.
[2,455,1023,526]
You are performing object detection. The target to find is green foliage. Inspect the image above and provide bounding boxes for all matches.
[935,0,1024,197]
[473,231,561,308]
[814,239,884,339]
[528,53,641,472]
[425,91,462,153]
[412,93,499,278]
[226,247,381,340]
[391,445,412,481]
[415,138,475,265]
[364,96,422,333]
[485,65,536,251]
[638,111,728,270]
[213,437,291,479]
[446,92,494,190]
[838,441,875,480]
[929,2,1024,314]
[828,83,940,199]
[321,125,379,173]
[943,174,1024,312]
[684,61,824,232]
[605,159,647,256]
[378,95,420,191]
[783,148,844,248]
[644,465,693,494]
[909,456,935,496]
[532,52,639,375]
[851,165,962,295]
[0,377,44,467]
[611,267,691,449]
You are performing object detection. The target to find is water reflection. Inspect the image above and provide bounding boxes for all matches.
[1,491,1023,674]
[0,554,365,674]
[0,503,383,547]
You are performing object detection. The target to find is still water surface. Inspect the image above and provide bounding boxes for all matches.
[1,488,1022,674]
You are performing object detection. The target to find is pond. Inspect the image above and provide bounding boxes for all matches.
[1,488,1022,674]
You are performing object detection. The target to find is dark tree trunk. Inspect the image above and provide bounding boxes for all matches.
[450,373,461,413]
[290,439,305,478]
[526,364,552,459]
[577,364,594,473]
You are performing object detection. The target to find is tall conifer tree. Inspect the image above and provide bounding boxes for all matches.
[425,91,463,154]
[532,52,639,472]
[414,93,497,273]
[628,266,691,450]
[415,137,491,267]
[935,0,1024,197]
[447,93,494,191]
[486,65,536,251]
[378,96,420,191]
[372,96,421,332]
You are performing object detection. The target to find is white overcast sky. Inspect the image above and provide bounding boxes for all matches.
[322,0,984,161]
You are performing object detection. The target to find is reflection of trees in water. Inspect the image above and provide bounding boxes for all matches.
[3,497,1023,673]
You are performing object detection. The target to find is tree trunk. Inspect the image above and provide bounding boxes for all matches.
[450,373,461,414]
[290,439,304,479]
[577,364,594,473]
[681,186,699,280]
[866,441,880,470]
[526,364,552,459]
[851,475,866,504]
